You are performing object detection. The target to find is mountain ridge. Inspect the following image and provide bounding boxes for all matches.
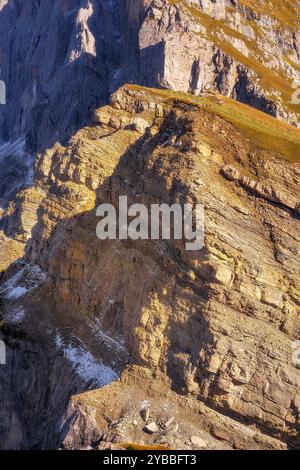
[0,0,299,451]
[0,84,299,449]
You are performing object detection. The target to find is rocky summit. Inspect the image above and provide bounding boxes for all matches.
[0,0,299,452]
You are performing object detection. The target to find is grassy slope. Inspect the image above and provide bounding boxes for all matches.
[128,84,300,162]
[169,0,300,114]
[238,0,299,29]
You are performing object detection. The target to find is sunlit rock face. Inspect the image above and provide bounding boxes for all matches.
[1,85,299,449]
[0,0,300,451]
[0,0,8,11]
[1,0,300,155]
[122,0,300,125]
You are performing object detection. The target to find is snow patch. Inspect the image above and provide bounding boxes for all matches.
[6,286,29,301]
[55,334,118,387]
[96,328,127,354]
[91,318,128,355]
[6,307,26,325]
[0,264,47,302]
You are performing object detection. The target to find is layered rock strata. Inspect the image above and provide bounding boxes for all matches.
[1,85,299,448]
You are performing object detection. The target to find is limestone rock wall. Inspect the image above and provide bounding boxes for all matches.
[4,86,298,446]
[0,0,122,151]
[124,0,300,125]
[0,331,86,450]
[0,0,300,451]
[1,0,300,154]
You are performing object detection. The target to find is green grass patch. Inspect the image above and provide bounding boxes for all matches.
[127,84,300,161]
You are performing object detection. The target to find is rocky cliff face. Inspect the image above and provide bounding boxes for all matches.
[1,0,300,155]
[0,0,122,151]
[123,0,300,125]
[1,85,299,449]
[0,0,300,451]
[2,0,300,214]
[0,330,86,450]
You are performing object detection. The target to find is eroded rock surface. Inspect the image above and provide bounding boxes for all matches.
[1,0,300,156]
[1,85,299,449]
[0,0,122,151]
[123,0,300,125]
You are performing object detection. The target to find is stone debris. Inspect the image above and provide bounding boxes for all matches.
[144,422,159,434]
[141,407,150,423]
[165,417,175,428]
[191,436,207,449]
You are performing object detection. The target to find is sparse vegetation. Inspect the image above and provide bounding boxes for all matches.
[127,84,300,161]
[169,0,300,114]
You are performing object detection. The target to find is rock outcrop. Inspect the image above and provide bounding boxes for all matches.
[122,0,300,125]
[1,85,299,449]
[1,0,300,156]
[0,330,86,450]
[60,366,287,450]
[0,0,122,151]
[0,0,300,452]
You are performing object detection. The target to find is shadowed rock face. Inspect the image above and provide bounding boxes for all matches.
[0,0,122,152]
[0,333,86,450]
[0,139,34,209]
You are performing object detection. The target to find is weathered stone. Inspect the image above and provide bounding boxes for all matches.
[1,86,300,450]
[144,422,159,434]
[141,407,150,423]
[165,417,175,428]
[191,436,207,449]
